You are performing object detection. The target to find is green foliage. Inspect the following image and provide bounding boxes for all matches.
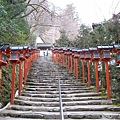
[0,0,31,107]
[0,0,30,45]
[73,21,120,48]
[56,31,71,47]
[0,64,19,107]
[1,65,12,106]
[109,64,120,99]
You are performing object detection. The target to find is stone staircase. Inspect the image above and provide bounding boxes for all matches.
[0,56,120,120]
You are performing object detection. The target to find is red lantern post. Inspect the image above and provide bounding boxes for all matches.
[18,46,26,95]
[23,46,30,85]
[69,49,73,73]
[73,50,79,79]
[97,45,113,99]
[9,46,20,104]
[58,48,63,65]
[79,50,85,83]
[64,49,69,69]
[84,49,91,87]
[89,47,100,92]
[54,48,58,63]
[66,48,72,72]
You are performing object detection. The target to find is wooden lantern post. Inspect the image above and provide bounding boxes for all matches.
[69,48,73,73]
[58,48,63,66]
[97,45,113,99]
[66,48,72,72]
[0,44,10,93]
[84,49,91,87]
[56,48,59,63]
[18,46,26,95]
[28,47,33,72]
[63,48,67,68]
[61,48,65,66]
[9,46,20,104]
[71,49,76,73]
[28,47,33,70]
[79,50,85,83]
[72,49,76,75]
[54,48,58,63]
[23,46,30,85]
[62,48,65,66]
[73,50,79,79]
[66,48,70,70]
[59,48,66,67]
[89,47,100,92]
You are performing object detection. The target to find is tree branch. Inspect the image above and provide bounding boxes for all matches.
[20,0,48,18]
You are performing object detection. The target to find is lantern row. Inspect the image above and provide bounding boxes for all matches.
[51,45,120,100]
[0,44,40,104]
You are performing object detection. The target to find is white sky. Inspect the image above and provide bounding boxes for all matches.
[48,0,120,25]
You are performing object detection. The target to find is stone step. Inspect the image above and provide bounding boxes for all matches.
[8,105,60,112]
[26,79,84,84]
[21,92,96,98]
[19,92,99,98]
[0,109,120,119]
[63,99,112,105]
[14,99,59,107]
[21,92,99,98]
[25,84,87,89]
[64,111,120,119]
[0,110,60,119]
[25,87,90,92]
[26,82,86,86]
[15,96,110,106]
[21,89,92,95]
[7,104,120,112]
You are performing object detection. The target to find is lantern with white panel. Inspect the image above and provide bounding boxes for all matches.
[83,49,91,87]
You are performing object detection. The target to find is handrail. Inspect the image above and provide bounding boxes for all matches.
[58,76,64,120]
